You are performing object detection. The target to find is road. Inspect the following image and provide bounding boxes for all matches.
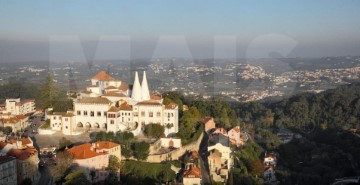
[198,131,211,185]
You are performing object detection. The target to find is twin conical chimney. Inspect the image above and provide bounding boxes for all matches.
[131,71,142,101]
[141,71,150,101]
[131,71,150,102]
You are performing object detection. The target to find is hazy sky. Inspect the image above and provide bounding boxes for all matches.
[0,0,360,62]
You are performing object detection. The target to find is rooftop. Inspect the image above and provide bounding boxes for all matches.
[77,97,111,104]
[91,71,114,81]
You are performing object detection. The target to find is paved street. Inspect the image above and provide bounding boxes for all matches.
[198,131,211,185]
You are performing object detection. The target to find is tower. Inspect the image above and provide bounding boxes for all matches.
[141,71,150,101]
[131,71,142,101]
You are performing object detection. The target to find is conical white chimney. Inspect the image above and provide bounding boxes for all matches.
[141,71,150,101]
[131,71,142,101]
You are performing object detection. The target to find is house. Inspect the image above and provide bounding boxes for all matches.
[228,126,242,147]
[200,117,216,133]
[208,131,233,183]
[160,137,181,148]
[67,141,120,183]
[263,153,277,167]
[0,138,40,185]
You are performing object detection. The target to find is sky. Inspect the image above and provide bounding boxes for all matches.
[0,0,360,62]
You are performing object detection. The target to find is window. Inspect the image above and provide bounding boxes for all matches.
[141,111,145,117]
[157,112,161,117]
[149,112,153,117]
[84,111,88,116]
[65,118,68,121]
[103,111,107,116]
[111,120,114,124]
[133,112,138,117]
[65,126,68,129]
[90,111,94,117]
[53,117,56,120]
[77,111,81,115]
[108,114,115,118]
[97,111,101,116]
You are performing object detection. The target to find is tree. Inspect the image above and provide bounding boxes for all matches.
[133,141,150,160]
[64,170,90,185]
[144,124,165,138]
[40,73,59,109]
[59,137,72,149]
[0,126,12,134]
[249,159,263,176]
[159,163,176,184]
[220,108,231,129]
[107,155,121,174]
[48,151,74,183]
[121,146,132,158]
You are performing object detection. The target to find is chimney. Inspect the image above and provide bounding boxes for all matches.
[131,71,142,102]
[141,71,150,101]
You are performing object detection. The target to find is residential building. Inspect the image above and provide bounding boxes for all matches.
[67,141,120,183]
[0,138,40,185]
[182,164,202,185]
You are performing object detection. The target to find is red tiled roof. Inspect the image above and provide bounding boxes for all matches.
[183,165,201,178]
[118,83,129,91]
[108,106,121,112]
[200,117,213,124]
[95,141,119,150]
[67,143,107,160]
[102,92,127,97]
[105,86,117,89]
[119,102,132,111]
[8,138,32,146]
[77,97,111,104]
[231,127,240,133]
[136,100,162,106]
[0,142,8,150]
[150,94,162,100]
[92,71,114,81]
[7,147,37,160]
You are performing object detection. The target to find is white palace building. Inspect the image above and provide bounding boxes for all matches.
[48,71,179,136]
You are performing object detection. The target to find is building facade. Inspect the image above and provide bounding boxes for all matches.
[0,155,17,185]
[49,71,179,137]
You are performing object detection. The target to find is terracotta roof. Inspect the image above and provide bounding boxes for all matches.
[136,100,162,106]
[0,142,8,150]
[105,86,117,89]
[119,102,132,111]
[118,83,129,91]
[52,112,67,116]
[8,138,32,146]
[7,147,38,160]
[67,143,107,160]
[183,165,201,178]
[0,155,16,164]
[165,103,178,109]
[230,127,240,133]
[102,92,127,97]
[95,141,119,150]
[16,115,28,120]
[92,71,114,81]
[108,106,121,112]
[191,151,199,159]
[150,94,162,100]
[2,117,20,124]
[77,97,111,104]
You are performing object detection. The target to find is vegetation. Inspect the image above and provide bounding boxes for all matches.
[107,155,121,174]
[144,123,165,138]
[48,151,74,183]
[133,141,150,160]
[0,126,12,134]
[63,170,90,185]
[40,119,51,129]
[59,137,72,149]
[120,161,175,185]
